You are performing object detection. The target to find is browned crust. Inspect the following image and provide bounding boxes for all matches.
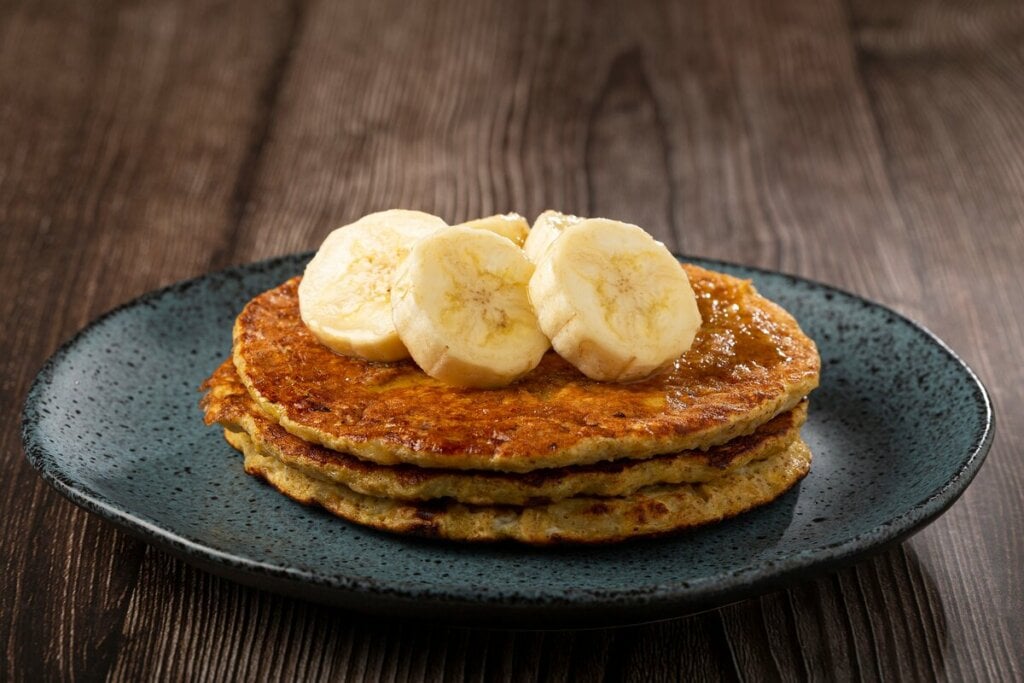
[204,357,808,504]
[231,264,820,471]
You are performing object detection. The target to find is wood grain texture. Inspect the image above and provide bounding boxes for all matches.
[2,0,1021,680]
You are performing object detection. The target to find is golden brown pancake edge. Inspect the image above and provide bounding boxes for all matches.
[229,430,812,545]
[203,357,807,505]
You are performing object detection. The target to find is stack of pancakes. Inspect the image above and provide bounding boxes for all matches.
[201,264,820,544]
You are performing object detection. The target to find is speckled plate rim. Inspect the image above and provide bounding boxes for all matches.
[20,253,994,627]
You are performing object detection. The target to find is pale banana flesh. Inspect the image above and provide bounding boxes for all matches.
[456,213,530,247]
[391,227,549,388]
[297,209,447,361]
[529,218,702,382]
[522,210,583,263]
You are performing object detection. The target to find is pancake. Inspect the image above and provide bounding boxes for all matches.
[228,430,812,544]
[232,264,820,472]
[202,358,808,505]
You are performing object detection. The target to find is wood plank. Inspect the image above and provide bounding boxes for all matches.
[848,0,1024,680]
[224,0,539,261]
[0,0,296,679]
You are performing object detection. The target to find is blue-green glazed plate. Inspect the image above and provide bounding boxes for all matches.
[21,254,993,628]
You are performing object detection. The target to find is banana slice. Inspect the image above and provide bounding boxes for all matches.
[522,210,583,263]
[391,227,549,388]
[456,213,530,246]
[298,209,447,361]
[529,218,701,382]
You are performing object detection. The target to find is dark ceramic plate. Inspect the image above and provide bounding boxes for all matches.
[22,254,993,628]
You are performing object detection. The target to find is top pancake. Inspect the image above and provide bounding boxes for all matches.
[233,264,820,472]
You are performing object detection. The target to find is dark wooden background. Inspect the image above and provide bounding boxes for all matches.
[2,0,1022,680]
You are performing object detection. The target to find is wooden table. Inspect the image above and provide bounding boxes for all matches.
[2,0,1021,679]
